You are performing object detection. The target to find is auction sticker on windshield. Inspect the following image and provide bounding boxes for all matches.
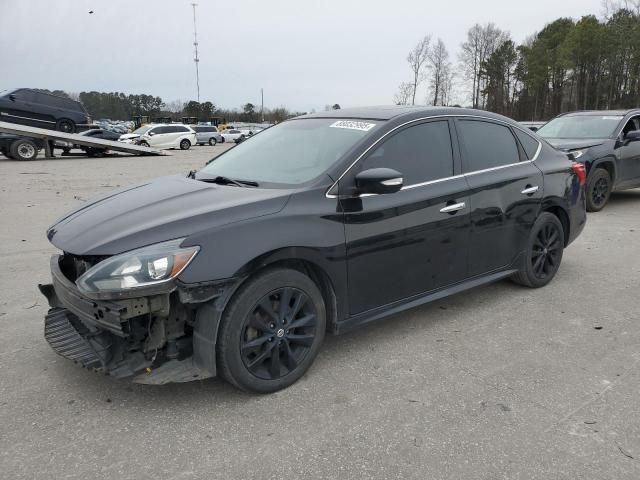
[330,120,376,132]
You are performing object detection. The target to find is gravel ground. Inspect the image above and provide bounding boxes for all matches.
[0,146,639,479]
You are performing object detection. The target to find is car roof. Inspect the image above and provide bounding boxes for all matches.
[297,105,516,123]
[558,109,640,117]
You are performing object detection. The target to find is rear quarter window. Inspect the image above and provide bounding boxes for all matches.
[515,129,541,160]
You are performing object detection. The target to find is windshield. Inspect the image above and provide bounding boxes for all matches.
[198,118,379,186]
[537,115,622,139]
[132,125,153,135]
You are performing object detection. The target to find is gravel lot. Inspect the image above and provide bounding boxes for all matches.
[1,146,639,479]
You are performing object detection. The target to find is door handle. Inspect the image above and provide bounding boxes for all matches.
[440,202,466,214]
[521,185,539,195]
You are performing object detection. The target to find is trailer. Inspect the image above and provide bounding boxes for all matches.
[0,121,167,160]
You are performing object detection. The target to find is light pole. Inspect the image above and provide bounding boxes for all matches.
[191,3,200,103]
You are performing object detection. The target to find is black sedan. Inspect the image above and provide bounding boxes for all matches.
[38,106,587,393]
[537,110,640,211]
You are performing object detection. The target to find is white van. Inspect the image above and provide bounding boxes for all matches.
[119,124,197,150]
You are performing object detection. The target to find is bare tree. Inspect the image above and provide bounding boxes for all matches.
[393,82,414,105]
[165,99,184,113]
[407,36,431,105]
[459,23,506,108]
[427,38,452,106]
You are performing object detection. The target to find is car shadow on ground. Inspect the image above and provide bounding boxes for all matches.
[608,189,640,206]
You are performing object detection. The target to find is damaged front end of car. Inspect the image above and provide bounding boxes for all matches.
[39,240,236,384]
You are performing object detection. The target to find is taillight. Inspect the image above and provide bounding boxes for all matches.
[571,162,587,186]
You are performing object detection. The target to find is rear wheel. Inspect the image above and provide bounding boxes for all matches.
[56,119,75,133]
[217,268,326,393]
[10,138,39,161]
[511,212,564,288]
[586,168,612,212]
[208,137,217,146]
[180,139,191,150]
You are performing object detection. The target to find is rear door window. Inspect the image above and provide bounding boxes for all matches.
[457,120,521,173]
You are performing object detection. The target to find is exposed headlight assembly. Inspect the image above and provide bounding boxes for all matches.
[76,239,199,298]
[570,149,587,159]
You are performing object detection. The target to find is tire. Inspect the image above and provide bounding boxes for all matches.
[208,137,217,146]
[220,136,225,144]
[56,119,75,133]
[511,212,565,288]
[138,140,150,148]
[586,168,612,212]
[180,139,191,150]
[217,268,326,393]
[10,138,39,161]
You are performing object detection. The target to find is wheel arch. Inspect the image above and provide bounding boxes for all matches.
[589,156,617,184]
[231,248,340,334]
[541,202,570,247]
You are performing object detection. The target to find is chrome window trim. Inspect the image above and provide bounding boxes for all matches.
[325,114,542,199]
[0,112,56,124]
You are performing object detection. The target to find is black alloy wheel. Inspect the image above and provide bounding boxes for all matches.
[56,119,75,133]
[586,168,612,212]
[240,287,318,380]
[530,223,562,280]
[511,212,564,288]
[217,268,326,393]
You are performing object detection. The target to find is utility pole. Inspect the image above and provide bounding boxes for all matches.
[191,3,200,103]
[261,88,264,123]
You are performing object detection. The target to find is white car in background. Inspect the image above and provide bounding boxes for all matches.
[219,129,246,143]
[119,124,196,150]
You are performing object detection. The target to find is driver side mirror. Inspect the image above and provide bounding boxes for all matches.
[625,130,640,143]
[355,168,404,195]
[148,131,156,136]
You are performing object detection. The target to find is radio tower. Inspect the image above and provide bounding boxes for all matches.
[191,3,200,103]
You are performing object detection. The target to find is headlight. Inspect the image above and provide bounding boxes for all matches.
[76,239,199,297]
[570,149,587,159]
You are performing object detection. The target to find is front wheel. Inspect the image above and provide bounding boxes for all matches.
[180,139,191,150]
[217,268,326,393]
[586,168,612,212]
[10,138,39,161]
[511,212,564,288]
[138,140,150,148]
[208,137,217,146]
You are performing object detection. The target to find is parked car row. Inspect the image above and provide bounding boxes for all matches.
[39,106,589,393]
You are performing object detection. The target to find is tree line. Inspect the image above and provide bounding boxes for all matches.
[395,2,640,121]
[47,90,303,124]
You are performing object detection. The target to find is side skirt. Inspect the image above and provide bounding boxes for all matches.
[334,269,518,335]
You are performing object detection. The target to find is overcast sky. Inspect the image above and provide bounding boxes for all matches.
[0,0,605,112]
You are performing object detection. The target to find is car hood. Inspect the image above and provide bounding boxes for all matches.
[47,176,291,256]
[119,133,140,140]
[544,138,608,151]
